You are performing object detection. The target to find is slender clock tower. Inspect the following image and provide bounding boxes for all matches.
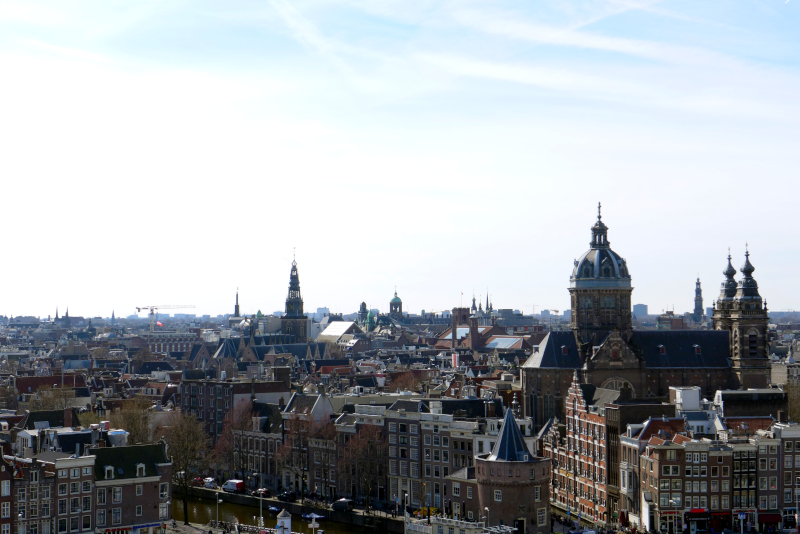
[281,258,308,342]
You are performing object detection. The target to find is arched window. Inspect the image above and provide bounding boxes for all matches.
[584,267,592,278]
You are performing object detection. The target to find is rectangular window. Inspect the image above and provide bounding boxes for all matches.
[112,488,121,503]
[70,517,78,533]
[494,490,502,502]
[160,483,169,498]
[58,519,66,534]
[159,503,169,520]
[96,510,106,527]
[112,509,121,525]
[467,487,472,499]
[58,485,67,496]
[136,485,143,496]
[96,490,105,505]
[82,496,90,513]
[81,482,90,493]
[82,516,91,531]
[41,502,50,518]
[136,505,142,517]
[58,499,66,515]
[1,502,9,518]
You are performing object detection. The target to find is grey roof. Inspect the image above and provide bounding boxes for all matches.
[448,466,475,480]
[523,330,731,370]
[284,393,318,415]
[630,330,730,368]
[488,407,533,462]
[579,384,620,408]
[522,331,581,368]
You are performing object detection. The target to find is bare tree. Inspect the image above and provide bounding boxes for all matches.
[387,371,423,392]
[162,411,209,525]
[338,425,386,508]
[110,396,155,444]
[275,413,309,494]
[214,399,254,480]
[30,385,76,411]
[309,421,337,500]
[785,383,800,422]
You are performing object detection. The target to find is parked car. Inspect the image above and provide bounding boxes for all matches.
[204,477,217,489]
[189,477,204,487]
[277,491,297,502]
[222,480,246,493]
[250,488,271,498]
[332,498,354,512]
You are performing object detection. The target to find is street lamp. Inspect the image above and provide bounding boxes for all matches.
[485,507,490,528]
[216,498,223,534]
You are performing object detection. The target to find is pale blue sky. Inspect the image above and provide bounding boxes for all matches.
[0,0,797,318]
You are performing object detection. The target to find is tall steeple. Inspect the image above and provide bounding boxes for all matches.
[692,277,703,321]
[55,307,59,320]
[234,289,240,318]
[281,254,308,343]
[111,310,115,324]
[285,258,304,317]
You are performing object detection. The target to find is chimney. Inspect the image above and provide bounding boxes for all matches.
[64,408,73,428]
[619,385,632,402]
[279,396,285,408]
[778,410,787,423]
[469,316,479,349]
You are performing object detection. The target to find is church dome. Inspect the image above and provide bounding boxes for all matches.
[390,290,402,304]
[570,204,631,289]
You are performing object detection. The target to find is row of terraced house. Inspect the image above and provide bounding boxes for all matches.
[540,372,795,534]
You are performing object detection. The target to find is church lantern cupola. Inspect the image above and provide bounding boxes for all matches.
[569,203,633,341]
[281,256,308,342]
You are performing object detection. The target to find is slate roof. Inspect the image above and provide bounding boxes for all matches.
[522,331,581,368]
[182,370,206,380]
[488,407,533,462]
[139,361,174,373]
[522,330,732,369]
[437,398,504,418]
[90,443,169,480]
[20,409,81,430]
[214,339,240,360]
[629,330,731,368]
[578,384,621,408]
[252,402,283,433]
[284,393,319,415]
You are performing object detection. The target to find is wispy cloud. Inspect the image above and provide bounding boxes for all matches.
[268,0,355,76]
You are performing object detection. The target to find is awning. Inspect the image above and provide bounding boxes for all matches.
[758,514,782,523]
[685,511,710,520]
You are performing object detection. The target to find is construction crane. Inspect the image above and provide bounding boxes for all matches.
[136,305,195,332]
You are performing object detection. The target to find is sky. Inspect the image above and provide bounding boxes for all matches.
[0,0,798,319]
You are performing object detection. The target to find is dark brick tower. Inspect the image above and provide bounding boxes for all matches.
[281,257,307,342]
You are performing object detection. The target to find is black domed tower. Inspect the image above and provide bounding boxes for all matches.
[569,203,633,343]
[281,258,308,342]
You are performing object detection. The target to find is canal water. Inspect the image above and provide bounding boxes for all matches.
[171,496,371,534]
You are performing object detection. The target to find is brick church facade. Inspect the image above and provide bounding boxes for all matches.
[522,204,770,429]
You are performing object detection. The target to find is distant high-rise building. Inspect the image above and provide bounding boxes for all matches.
[541,310,551,320]
[633,303,648,318]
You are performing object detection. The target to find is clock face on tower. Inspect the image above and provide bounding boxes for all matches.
[287,303,293,311]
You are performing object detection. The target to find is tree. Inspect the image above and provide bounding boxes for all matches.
[213,399,254,480]
[309,421,337,500]
[387,371,422,393]
[162,411,209,525]
[110,396,155,444]
[275,413,309,494]
[130,346,152,374]
[338,425,386,509]
[78,410,102,428]
[30,385,75,411]
[786,383,800,422]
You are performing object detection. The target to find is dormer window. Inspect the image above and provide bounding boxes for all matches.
[105,466,114,480]
[561,346,568,356]
[658,345,666,356]
[136,464,145,477]
[694,345,701,355]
